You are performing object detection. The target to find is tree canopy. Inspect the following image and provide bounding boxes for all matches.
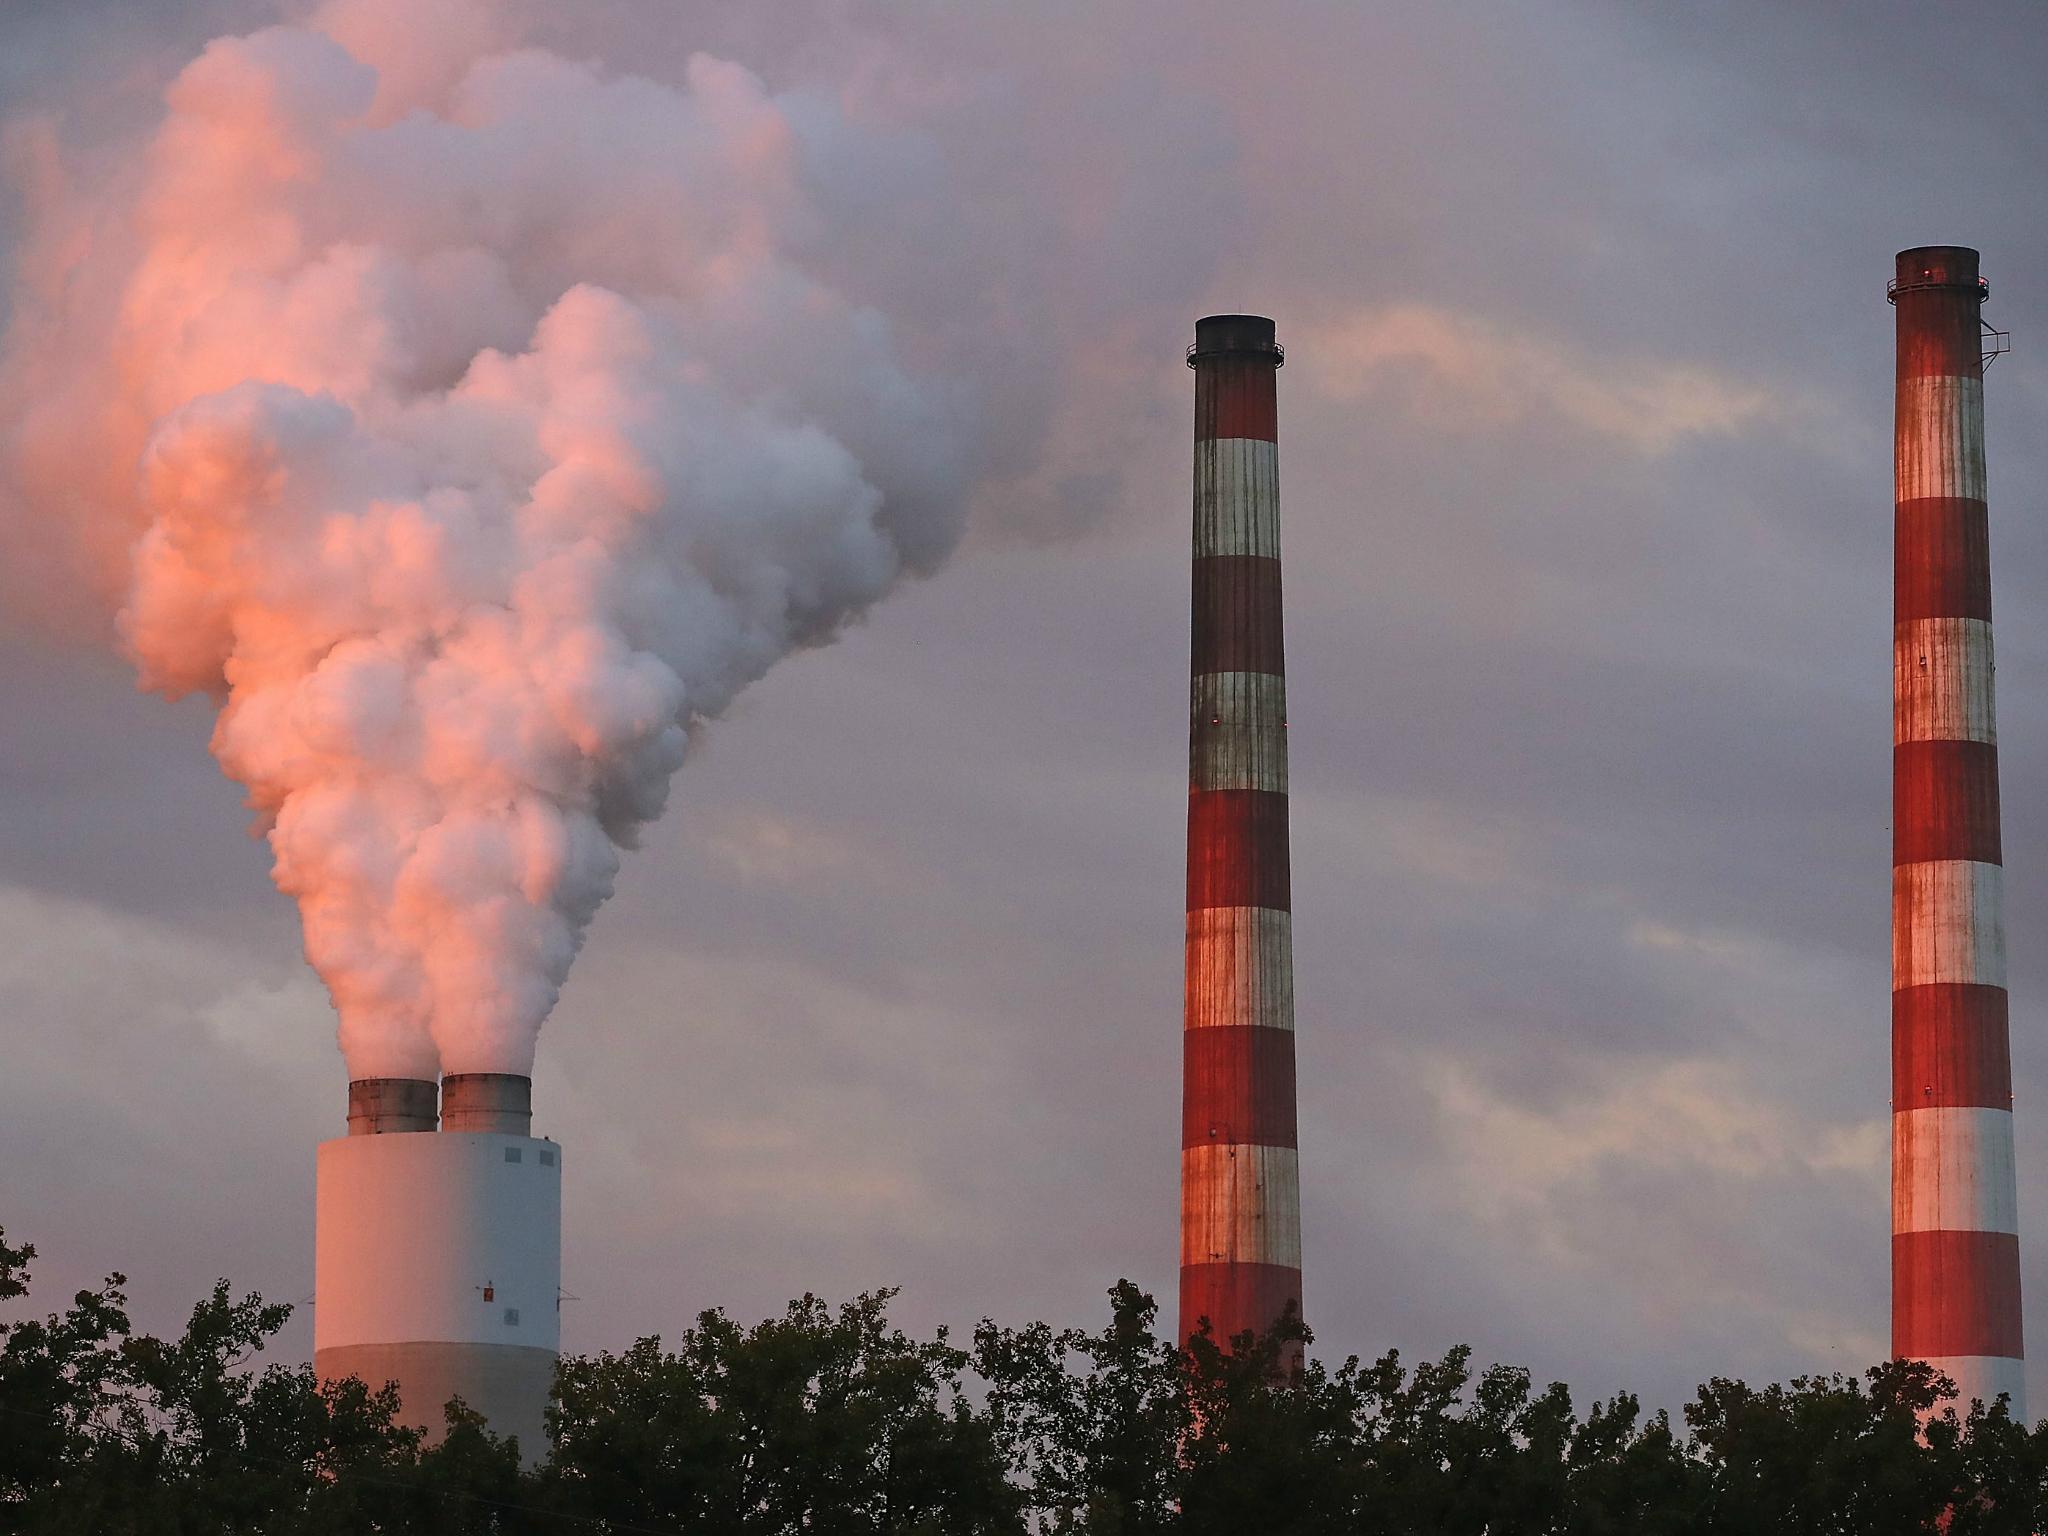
[2,1224,2041,1533]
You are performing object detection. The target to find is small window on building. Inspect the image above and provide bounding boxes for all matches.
[504,1147,522,1163]
[538,1149,556,1167]
[504,1308,520,1326]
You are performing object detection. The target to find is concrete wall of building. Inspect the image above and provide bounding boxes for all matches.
[315,1128,561,1459]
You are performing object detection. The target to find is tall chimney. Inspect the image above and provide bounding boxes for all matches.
[1180,314,1302,1362]
[1890,245,2023,1416]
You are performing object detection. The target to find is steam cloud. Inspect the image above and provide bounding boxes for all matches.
[0,7,979,1078]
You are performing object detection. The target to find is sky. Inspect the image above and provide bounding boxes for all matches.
[3,0,2048,1419]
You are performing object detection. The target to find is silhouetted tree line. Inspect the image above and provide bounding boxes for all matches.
[3,1225,2042,1534]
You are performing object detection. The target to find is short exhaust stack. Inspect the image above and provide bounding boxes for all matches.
[439,1073,533,1135]
[346,1077,438,1134]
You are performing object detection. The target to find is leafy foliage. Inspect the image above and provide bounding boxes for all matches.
[541,1290,1020,1533]
[2,1225,2044,1532]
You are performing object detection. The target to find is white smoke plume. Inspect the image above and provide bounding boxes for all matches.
[0,5,981,1078]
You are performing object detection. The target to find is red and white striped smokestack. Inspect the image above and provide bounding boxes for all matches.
[1180,314,1302,1361]
[1890,245,2023,1417]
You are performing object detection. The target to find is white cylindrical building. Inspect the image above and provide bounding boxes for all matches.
[315,1075,561,1460]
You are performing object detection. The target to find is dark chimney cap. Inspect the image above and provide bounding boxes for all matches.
[1189,314,1282,366]
[440,1073,533,1135]
[1891,246,1986,303]
[347,1077,438,1135]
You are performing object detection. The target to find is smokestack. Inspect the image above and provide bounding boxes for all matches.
[1890,245,2023,1417]
[1179,314,1303,1364]
[346,1078,438,1134]
[440,1073,533,1135]
[315,1077,562,1461]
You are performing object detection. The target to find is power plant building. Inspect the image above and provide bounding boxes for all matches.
[315,1073,561,1459]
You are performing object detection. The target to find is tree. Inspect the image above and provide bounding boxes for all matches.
[1175,1310,1368,1535]
[1681,1358,2039,1534]
[0,1224,537,1534]
[544,1289,1024,1533]
[0,1225,139,1531]
[1557,1391,1705,1535]
[8,1224,2048,1532]
[975,1280,1187,1533]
